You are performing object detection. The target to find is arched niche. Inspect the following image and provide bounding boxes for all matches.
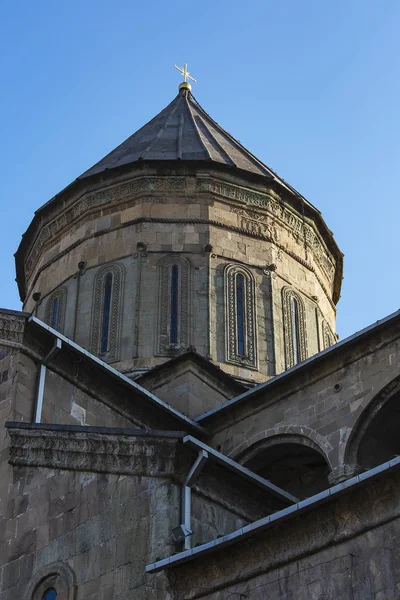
[345,379,400,472]
[240,434,331,500]
[24,562,76,600]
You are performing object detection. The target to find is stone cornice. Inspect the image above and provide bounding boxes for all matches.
[23,216,337,312]
[6,423,186,478]
[16,172,342,304]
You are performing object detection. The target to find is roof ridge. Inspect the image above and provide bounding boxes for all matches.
[189,92,274,178]
[140,93,183,159]
[183,91,213,160]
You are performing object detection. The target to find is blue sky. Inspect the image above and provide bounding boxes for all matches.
[1,0,399,340]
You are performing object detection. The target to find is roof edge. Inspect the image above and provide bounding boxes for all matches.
[196,307,400,424]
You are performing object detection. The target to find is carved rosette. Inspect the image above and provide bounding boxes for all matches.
[282,287,308,369]
[225,265,257,369]
[90,263,124,361]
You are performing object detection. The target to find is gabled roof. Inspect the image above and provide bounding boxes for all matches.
[79,88,278,180]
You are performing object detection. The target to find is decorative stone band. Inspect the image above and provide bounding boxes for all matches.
[20,174,340,304]
[23,217,337,312]
[197,178,336,279]
[0,314,26,344]
[6,423,186,478]
[23,176,187,277]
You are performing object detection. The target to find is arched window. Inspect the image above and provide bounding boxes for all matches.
[91,263,124,361]
[45,288,67,333]
[170,264,179,345]
[322,321,334,349]
[282,288,307,369]
[43,590,57,600]
[100,272,113,353]
[157,256,190,354]
[236,274,245,356]
[225,265,257,368]
[291,296,300,365]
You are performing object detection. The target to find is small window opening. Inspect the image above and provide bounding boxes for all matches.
[236,273,245,355]
[291,296,300,365]
[101,273,113,353]
[50,297,59,329]
[170,264,179,344]
[43,590,57,600]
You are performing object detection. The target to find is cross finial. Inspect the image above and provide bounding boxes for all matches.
[174,63,196,92]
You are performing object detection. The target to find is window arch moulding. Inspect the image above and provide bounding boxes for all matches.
[24,561,77,600]
[282,287,307,369]
[322,320,334,349]
[90,263,124,362]
[225,264,257,369]
[156,255,190,355]
[45,287,67,333]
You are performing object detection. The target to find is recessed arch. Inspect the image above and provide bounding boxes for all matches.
[24,562,77,600]
[344,374,400,471]
[232,427,333,500]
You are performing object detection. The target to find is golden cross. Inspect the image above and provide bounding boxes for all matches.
[174,63,196,84]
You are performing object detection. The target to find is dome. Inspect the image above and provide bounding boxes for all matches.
[15,86,343,384]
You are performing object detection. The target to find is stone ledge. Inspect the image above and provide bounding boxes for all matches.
[6,423,185,478]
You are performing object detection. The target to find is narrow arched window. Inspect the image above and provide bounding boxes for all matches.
[91,263,124,361]
[225,265,257,369]
[50,297,59,329]
[100,273,113,353]
[43,590,57,600]
[282,288,307,369]
[323,321,334,349]
[236,274,245,356]
[157,256,190,354]
[291,296,300,365]
[170,264,179,344]
[45,288,67,333]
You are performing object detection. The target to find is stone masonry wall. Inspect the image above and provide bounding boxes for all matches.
[206,320,400,483]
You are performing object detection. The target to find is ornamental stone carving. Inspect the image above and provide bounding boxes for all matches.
[0,313,25,344]
[90,263,124,362]
[225,264,257,369]
[156,255,190,355]
[44,286,67,333]
[282,287,308,369]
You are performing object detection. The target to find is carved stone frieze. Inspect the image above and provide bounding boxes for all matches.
[24,177,187,278]
[198,178,335,280]
[7,427,183,478]
[0,314,26,344]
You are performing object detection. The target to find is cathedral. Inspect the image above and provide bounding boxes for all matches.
[1,68,400,599]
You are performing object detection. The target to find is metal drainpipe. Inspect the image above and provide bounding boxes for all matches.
[181,449,208,550]
[33,338,62,423]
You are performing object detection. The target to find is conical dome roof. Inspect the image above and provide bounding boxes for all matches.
[79,88,277,180]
